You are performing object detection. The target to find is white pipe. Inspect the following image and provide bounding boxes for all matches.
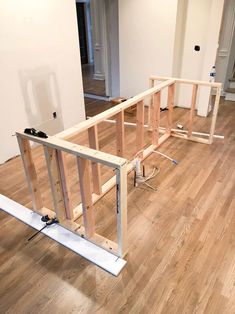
[101,118,224,139]
[168,128,224,139]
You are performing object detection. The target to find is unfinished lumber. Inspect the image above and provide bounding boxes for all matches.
[151,92,161,145]
[148,77,155,128]
[73,134,171,223]
[159,127,224,139]
[136,100,145,154]
[188,84,198,137]
[56,151,74,220]
[209,85,222,144]
[44,146,67,221]
[16,74,222,271]
[149,75,221,88]
[77,157,95,238]
[166,83,175,135]
[55,79,175,140]
[171,132,209,144]
[150,76,222,145]
[115,110,125,157]
[16,131,126,169]
[88,125,102,195]
[101,119,224,140]
[16,136,43,211]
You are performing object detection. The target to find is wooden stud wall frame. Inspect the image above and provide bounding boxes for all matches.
[16,76,222,259]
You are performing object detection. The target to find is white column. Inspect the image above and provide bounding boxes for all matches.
[90,0,106,80]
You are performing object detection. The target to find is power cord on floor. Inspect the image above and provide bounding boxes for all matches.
[132,148,178,191]
[134,163,159,191]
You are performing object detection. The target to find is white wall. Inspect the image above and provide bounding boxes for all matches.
[177,0,224,116]
[172,0,188,78]
[118,0,224,116]
[0,0,85,164]
[118,0,178,99]
[172,0,188,102]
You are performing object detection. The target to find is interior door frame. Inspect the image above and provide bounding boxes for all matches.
[104,0,120,98]
[76,0,120,98]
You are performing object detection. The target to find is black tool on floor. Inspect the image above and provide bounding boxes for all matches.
[24,128,48,138]
[27,216,59,242]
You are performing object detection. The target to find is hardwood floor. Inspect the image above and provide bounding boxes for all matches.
[82,64,106,96]
[84,97,113,117]
[0,97,235,313]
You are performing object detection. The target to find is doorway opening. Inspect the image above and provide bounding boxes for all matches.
[75,0,120,101]
[76,0,107,99]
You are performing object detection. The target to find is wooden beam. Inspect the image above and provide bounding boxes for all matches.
[159,127,224,139]
[16,131,126,169]
[16,75,222,266]
[102,118,149,128]
[100,120,224,139]
[116,163,128,257]
[171,132,209,144]
[149,75,221,88]
[88,125,102,195]
[188,84,198,137]
[72,133,171,221]
[148,77,155,128]
[136,100,145,153]
[72,174,117,221]
[16,136,43,211]
[166,83,175,135]
[77,157,95,238]
[56,151,74,220]
[44,146,67,221]
[209,85,221,144]
[59,218,119,256]
[55,79,175,139]
[115,110,125,157]
[151,92,161,145]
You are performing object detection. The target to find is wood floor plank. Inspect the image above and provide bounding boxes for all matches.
[0,98,235,313]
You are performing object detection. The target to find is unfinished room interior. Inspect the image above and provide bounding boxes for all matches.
[1,0,235,313]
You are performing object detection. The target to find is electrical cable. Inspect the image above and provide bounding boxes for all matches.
[132,148,178,191]
[152,150,178,165]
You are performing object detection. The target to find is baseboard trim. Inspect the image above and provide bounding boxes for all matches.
[84,93,110,101]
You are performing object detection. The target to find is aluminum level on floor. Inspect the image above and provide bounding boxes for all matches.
[0,194,126,276]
